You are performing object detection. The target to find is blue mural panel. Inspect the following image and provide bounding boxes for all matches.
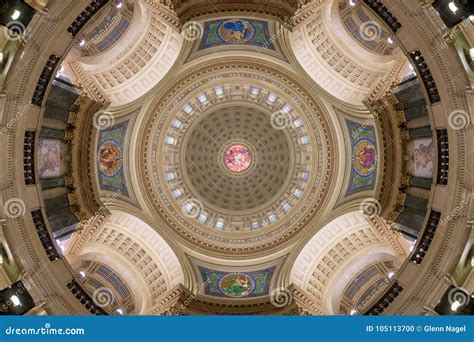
[198,18,275,50]
[199,267,275,298]
[97,121,129,196]
[346,120,377,195]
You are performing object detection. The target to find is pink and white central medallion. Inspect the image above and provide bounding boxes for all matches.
[223,144,253,173]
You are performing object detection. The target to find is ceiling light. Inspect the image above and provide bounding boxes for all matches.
[10,295,21,307]
[79,39,86,47]
[116,308,123,315]
[469,48,474,61]
[451,300,461,312]
[116,2,123,8]
[349,0,356,6]
[388,272,395,279]
[79,271,86,277]
[0,52,3,64]
[350,309,357,315]
[11,10,21,20]
[387,36,394,44]
[448,2,459,14]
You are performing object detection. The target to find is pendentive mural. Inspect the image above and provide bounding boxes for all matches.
[198,18,275,50]
[38,139,61,178]
[346,120,377,195]
[413,138,434,178]
[199,267,275,298]
[97,121,129,196]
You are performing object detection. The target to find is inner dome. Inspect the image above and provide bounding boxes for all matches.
[183,106,291,212]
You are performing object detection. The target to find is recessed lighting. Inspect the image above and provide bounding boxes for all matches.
[11,10,21,20]
[451,300,461,312]
[10,295,21,306]
[79,39,86,47]
[387,36,394,44]
[350,309,357,315]
[349,0,356,7]
[388,272,395,279]
[116,308,123,315]
[116,2,123,8]
[79,271,86,278]
[448,2,459,14]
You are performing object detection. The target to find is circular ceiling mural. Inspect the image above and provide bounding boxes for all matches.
[223,143,253,174]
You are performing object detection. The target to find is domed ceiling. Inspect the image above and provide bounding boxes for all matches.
[13,0,469,317]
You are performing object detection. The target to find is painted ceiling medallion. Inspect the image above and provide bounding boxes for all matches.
[223,144,253,173]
